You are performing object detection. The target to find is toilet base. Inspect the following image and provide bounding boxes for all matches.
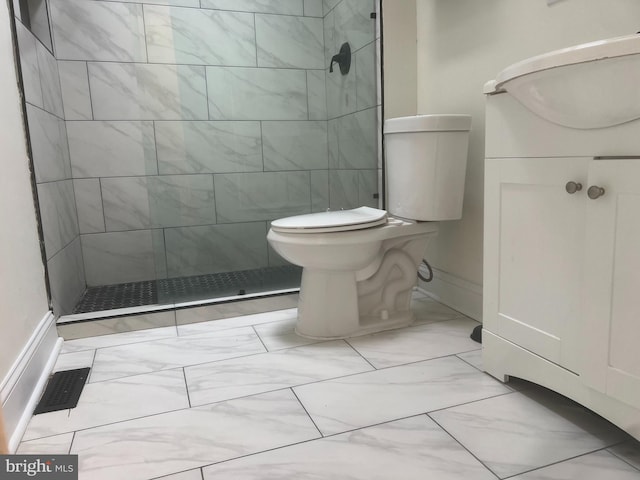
[293,266,418,340]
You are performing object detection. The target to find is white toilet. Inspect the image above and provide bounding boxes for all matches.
[267,114,471,339]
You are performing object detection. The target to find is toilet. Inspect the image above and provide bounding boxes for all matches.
[267,114,471,339]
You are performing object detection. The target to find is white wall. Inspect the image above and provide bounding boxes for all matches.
[382,0,417,119]
[0,0,50,383]
[416,0,640,292]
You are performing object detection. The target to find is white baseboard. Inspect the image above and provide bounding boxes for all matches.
[417,266,483,322]
[1,311,62,453]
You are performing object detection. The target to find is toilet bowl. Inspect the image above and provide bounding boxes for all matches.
[267,114,472,339]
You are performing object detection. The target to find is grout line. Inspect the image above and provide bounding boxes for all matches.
[140,4,150,62]
[68,431,76,455]
[182,367,192,408]
[426,414,501,479]
[343,339,376,370]
[290,387,324,437]
[252,325,269,352]
[204,68,211,120]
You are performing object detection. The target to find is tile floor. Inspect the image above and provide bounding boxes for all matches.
[18,291,640,480]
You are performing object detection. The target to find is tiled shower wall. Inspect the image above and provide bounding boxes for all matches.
[51,0,379,289]
[14,18,86,315]
[323,0,381,210]
[14,0,380,311]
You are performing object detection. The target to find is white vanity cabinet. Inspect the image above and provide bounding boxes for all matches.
[483,93,640,440]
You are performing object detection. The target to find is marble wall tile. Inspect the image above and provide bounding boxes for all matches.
[155,121,262,174]
[202,416,497,480]
[144,6,256,66]
[101,175,216,230]
[214,172,311,222]
[38,180,79,260]
[207,66,307,121]
[89,63,208,120]
[333,0,375,53]
[35,42,64,117]
[67,121,157,177]
[149,175,216,228]
[311,170,329,212]
[58,61,92,120]
[355,41,377,110]
[326,64,357,119]
[101,177,151,231]
[329,170,358,210]
[307,70,327,120]
[328,118,339,168]
[71,390,318,480]
[323,9,335,67]
[165,222,269,277]
[81,230,163,285]
[323,0,341,15]
[304,0,323,17]
[50,0,146,62]
[73,179,105,234]
[47,237,86,315]
[256,14,323,69]
[28,0,53,51]
[262,121,328,171]
[358,169,378,208]
[15,22,43,108]
[337,107,377,169]
[26,105,71,183]
[200,0,303,15]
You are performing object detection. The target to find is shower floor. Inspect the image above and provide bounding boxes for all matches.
[73,265,302,314]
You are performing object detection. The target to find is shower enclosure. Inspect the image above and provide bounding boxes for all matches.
[14,0,382,318]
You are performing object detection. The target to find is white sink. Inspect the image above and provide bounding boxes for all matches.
[485,34,640,129]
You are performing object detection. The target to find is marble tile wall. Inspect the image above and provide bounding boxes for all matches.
[323,0,380,210]
[15,19,86,315]
[29,0,381,289]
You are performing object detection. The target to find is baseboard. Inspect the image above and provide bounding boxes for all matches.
[417,266,483,322]
[0,311,62,453]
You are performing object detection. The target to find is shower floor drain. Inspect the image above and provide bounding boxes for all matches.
[34,368,90,414]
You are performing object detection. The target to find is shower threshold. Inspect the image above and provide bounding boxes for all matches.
[71,265,302,315]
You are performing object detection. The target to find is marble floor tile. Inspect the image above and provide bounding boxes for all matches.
[347,317,481,368]
[510,450,640,480]
[429,388,629,478]
[60,326,177,354]
[411,296,467,323]
[253,316,319,351]
[17,433,74,454]
[71,390,320,480]
[202,415,496,480]
[293,356,512,436]
[185,340,373,406]
[53,350,95,372]
[177,308,297,336]
[90,326,265,382]
[23,369,189,440]
[153,470,203,480]
[457,349,484,371]
[609,440,640,470]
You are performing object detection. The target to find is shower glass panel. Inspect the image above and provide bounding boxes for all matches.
[38,0,381,315]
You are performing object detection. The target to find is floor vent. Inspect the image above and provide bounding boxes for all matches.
[34,368,90,415]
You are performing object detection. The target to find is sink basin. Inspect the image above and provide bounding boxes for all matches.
[485,34,640,129]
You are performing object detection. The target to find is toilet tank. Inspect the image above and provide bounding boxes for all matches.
[384,114,471,221]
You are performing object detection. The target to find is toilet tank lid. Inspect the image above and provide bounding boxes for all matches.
[384,114,472,133]
[271,207,387,232]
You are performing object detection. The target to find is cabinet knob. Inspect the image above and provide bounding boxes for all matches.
[565,181,583,194]
[587,185,606,199]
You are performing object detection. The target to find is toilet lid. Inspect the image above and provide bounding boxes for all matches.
[271,206,388,233]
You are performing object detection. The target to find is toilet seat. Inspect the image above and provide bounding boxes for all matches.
[271,206,387,234]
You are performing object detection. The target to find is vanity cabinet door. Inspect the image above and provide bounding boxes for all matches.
[484,157,589,372]
[582,159,640,409]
